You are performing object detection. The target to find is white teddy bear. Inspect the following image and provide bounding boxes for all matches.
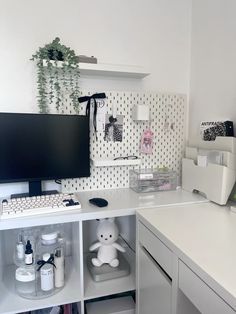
[89,218,125,267]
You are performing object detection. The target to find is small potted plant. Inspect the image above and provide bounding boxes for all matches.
[31,37,80,113]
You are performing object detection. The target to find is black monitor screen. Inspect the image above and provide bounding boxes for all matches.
[0,113,90,183]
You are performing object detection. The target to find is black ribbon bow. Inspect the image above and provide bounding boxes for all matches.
[37,254,56,271]
[78,93,106,140]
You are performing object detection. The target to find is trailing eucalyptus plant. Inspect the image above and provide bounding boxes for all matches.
[31,37,80,113]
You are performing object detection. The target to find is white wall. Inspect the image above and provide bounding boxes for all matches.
[0,0,192,196]
[0,0,192,112]
[189,0,236,141]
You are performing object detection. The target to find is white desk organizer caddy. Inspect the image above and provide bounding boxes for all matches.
[182,137,236,205]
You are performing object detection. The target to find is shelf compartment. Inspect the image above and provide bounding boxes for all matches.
[0,257,81,314]
[82,216,136,300]
[91,158,141,167]
[83,246,135,300]
[0,222,82,314]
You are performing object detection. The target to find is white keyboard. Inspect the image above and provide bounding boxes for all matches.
[1,193,81,220]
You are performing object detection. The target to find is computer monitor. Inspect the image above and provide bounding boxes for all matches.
[0,112,90,197]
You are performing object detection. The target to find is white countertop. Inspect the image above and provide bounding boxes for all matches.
[0,188,207,230]
[137,202,236,310]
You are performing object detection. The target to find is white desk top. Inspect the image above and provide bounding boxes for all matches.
[137,202,236,310]
[0,188,207,230]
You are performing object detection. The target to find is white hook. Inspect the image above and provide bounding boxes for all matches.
[112,103,117,119]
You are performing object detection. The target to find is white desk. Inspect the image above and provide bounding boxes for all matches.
[137,202,236,313]
[0,188,207,230]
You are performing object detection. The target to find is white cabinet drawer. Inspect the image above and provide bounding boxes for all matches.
[138,221,172,277]
[179,261,235,314]
[138,247,171,314]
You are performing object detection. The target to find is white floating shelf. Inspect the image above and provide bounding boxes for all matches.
[42,60,150,78]
[91,158,141,167]
[79,62,150,78]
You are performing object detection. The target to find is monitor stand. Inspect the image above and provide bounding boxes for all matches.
[11,180,58,199]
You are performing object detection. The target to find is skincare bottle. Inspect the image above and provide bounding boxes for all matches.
[54,248,65,288]
[25,240,33,265]
[16,233,24,262]
[40,253,54,292]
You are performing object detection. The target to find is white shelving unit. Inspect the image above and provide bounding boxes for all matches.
[42,60,150,78]
[0,188,208,314]
[0,209,136,314]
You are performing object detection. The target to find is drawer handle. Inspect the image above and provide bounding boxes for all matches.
[141,246,172,282]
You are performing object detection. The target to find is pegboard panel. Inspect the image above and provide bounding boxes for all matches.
[62,91,186,192]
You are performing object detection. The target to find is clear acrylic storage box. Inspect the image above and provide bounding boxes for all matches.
[129,168,177,193]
